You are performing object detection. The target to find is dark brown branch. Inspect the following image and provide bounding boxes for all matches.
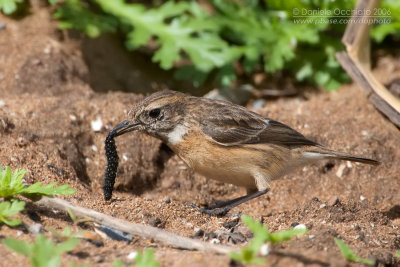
[336,0,400,128]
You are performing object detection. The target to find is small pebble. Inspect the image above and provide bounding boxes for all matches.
[127,251,138,260]
[336,164,346,178]
[27,223,42,234]
[259,243,271,256]
[0,23,5,30]
[294,224,307,230]
[122,153,129,161]
[91,145,98,152]
[252,99,265,110]
[69,114,77,121]
[43,45,51,54]
[308,235,315,239]
[346,161,353,168]
[360,195,366,201]
[91,118,103,132]
[210,238,220,244]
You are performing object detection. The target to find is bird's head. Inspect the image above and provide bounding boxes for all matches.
[112,91,188,143]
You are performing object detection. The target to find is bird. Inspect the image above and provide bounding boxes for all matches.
[111,90,379,215]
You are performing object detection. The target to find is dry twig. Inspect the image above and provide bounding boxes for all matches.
[336,0,400,127]
[36,197,233,254]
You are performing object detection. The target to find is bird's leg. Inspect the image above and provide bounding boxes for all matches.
[187,188,269,216]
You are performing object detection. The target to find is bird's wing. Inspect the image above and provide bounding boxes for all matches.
[200,105,318,148]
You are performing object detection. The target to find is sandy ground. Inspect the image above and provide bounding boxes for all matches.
[1,3,400,267]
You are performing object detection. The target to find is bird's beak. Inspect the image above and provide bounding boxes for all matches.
[110,120,141,137]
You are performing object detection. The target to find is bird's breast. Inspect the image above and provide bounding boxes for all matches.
[168,132,266,189]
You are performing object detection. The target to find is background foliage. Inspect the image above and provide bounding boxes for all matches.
[1,0,400,91]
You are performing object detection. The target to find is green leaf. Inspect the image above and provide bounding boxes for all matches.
[38,0,400,90]
[334,238,375,266]
[4,233,80,267]
[21,182,76,196]
[126,27,152,49]
[230,248,265,264]
[0,0,23,15]
[396,250,400,258]
[135,249,160,267]
[296,63,313,81]
[0,199,25,226]
[54,0,117,38]
[54,237,80,255]
[269,228,307,243]
[152,40,180,70]
[231,215,307,264]
[3,238,33,257]
[215,65,237,88]
[0,166,76,198]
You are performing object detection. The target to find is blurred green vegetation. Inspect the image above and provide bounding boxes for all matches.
[1,0,400,91]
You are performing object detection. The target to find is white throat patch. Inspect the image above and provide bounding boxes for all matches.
[167,124,188,145]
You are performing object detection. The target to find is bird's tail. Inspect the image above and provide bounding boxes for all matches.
[302,147,380,166]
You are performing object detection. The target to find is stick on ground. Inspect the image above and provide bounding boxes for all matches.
[336,0,400,128]
[36,197,233,254]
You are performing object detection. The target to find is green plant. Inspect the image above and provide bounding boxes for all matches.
[135,249,159,267]
[0,166,76,199]
[0,166,75,226]
[230,215,307,264]
[53,0,117,38]
[371,0,400,42]
[66,207,92,225]
[3,0,400,91]
[334,238,375,266]
[0,0,23,14]
[396,250,400,258]
[0,199,25,226]
[3,234,80,267]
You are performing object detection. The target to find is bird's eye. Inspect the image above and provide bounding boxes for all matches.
[149,108,161,118]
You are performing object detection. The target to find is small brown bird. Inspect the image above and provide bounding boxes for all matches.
[113,90,379,215]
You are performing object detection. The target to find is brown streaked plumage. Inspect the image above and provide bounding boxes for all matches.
[112,90,379,215]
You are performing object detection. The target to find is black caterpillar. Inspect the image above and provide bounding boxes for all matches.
[103,120,131,200]
[103,130,119,200]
